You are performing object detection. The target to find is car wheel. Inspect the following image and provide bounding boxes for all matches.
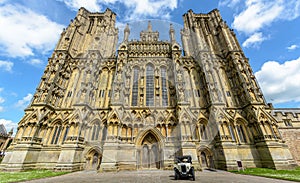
[191,169,195,181]
[175,172,180,180]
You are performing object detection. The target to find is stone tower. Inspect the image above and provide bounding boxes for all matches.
[0,8,297,171]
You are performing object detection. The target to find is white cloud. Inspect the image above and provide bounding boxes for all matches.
[57,0,102,12]
[287,44,298,50]
[0,97,4,104]
[15,93,33,109]
[232,0,283,34]
[242,32,266,48]
[28,59,44,66]
[58,0,178,20]
[122,0,177,20]
[231,0,300,47]
[0,119,18,133]
[255,57,300,104]
[0,88,4,112]
[0,60,13,72]
[282,1,300,20]
[0,4,65,57]
[219,0,241,8]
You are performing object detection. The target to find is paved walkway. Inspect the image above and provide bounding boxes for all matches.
[23,169,297,183]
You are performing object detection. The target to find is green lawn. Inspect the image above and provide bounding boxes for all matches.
[231,167,300,182]
[0,170,69,183]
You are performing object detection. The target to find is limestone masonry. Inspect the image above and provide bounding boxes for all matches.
[1,8,299,171]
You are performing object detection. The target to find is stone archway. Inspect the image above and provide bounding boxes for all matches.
[137,130,162,169]
[199,147,214,169]
[84,147,102,171]
[201,151,208,168]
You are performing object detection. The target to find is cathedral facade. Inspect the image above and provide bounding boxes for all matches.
[1,8,298,171]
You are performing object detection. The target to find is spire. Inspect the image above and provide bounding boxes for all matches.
[124,23,130,32]
[169,23,175,43]
[147,21,152,32]
[123,23,130,42]
[140,20,159,42]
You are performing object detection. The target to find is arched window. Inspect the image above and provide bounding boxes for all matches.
[98,68,109,107]
[228,124,236,142]
[146,65,154,106]
[237,124,247,143]
[62,126,69,143]
[101,125,107,141]
[200,123,208,140]
[91,122,100,141]
[131,67,139,106]
[161,67,168,106]
[268,123,276,139]
[51,123,62,144]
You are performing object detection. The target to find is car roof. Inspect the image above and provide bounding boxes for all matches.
[176,155,192,159]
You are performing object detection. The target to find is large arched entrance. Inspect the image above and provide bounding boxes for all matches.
[137,130,162,169]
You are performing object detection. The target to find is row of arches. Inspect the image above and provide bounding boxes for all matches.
[15,122,78,145]
[218,119,281,144]
[14,120,179,146]
[14,115,281,147]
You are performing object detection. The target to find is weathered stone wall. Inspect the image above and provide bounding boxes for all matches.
[279,128,300,165]
[273,109,300,165]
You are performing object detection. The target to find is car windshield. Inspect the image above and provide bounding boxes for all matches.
[177,156,191,163]
[181,158,189,162]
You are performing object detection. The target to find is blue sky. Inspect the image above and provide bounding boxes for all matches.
[0,0,300,133]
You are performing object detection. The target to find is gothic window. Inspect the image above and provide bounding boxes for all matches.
[269,123,276,139]
[161,67,168,106]
[228,124,236,142]
[205,21,211,33]
[87,18,94,33]
[132,67,139,106]
[146,65,154,106]
[101,125,107,141]
[51,124,62,144]
[91,122,101,141]
[283,119,293,127]
[91,125,96,140]
[62,126,69,143]
[99,69,108,95]
[200,123,208,140]
[236,124,247,143]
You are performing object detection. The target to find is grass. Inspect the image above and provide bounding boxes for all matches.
[0,170,69,183]
[231,167,300,182]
